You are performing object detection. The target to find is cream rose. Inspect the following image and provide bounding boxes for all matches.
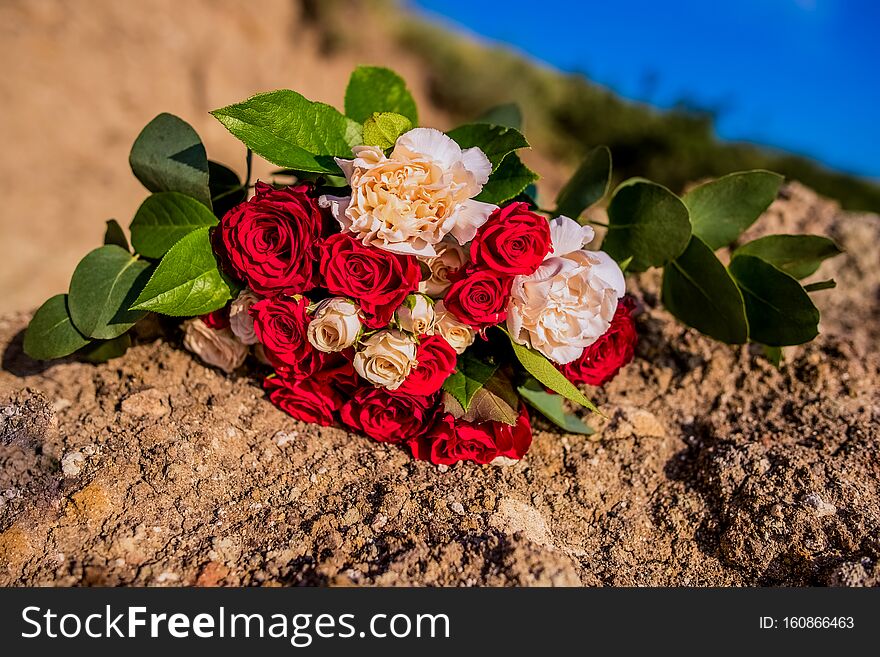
[507,216,625,364]
[229,288,260,345]
[397,294,435,336]
[353,330,417,390]
[307,297,362,353]
[320,128,496,257]
[182,318,248,373]
[434,300,476,354]
[418,240,468,297]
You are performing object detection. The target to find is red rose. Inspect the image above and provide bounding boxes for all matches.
[470,202,552,276]
[560,295,637,386]
[443,267,512,329]
[396,334,458,396]
[200,306,230,329]
[250,296,323,377]
[219,182,322,296]
[409,404,532,465]
[339,386,440,444]
[263,357,358,426]
[264,376,339,426]
[319,233,421,329]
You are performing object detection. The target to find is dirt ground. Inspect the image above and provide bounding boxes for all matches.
[0,1,878,586]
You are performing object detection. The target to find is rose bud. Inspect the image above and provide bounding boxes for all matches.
[250,296,325,377]
[218,182,322,296]
[443,266,512,330]
[340,386,440,444]
[560,296,638,386]
[470,202,552,276]
[307,297,362,353]
[417,240,468,297]
[353,329,417,390]
[396,334,458,396]
[229,288,261,345]
[396,294,435,336]
[319,232,421,329]
[433,301,476,354]
[182,318,248,373]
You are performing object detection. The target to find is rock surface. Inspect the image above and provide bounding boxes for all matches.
[1,183,877,586]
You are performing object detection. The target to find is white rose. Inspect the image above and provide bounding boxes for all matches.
[434,300,476,354]
[397,294,435,336]
[353,330,417,390]
[320,128,497,257]
[418,240,469,297]
[307,297,362,352]
[506,216,625,364]
[182,318,248,373]
[229,288,260,345]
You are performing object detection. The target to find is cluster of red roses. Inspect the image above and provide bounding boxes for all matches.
[203,182,635,465]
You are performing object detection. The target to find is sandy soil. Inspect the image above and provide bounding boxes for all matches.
[0,0,878,586]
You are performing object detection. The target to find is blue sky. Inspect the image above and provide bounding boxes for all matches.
[410,0,879,179]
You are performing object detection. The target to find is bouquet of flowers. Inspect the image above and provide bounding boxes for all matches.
[23,67,840,465]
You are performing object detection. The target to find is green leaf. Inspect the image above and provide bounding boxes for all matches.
[130,192,219,259]
[211,91,361,174]
[23,294,90,360]
[729,254,820,346]
[104,219,129,251]
[80,333,132,364]
[604,178,692,272]
[762,345,783,368]
[129,113,212,208]
[362,112,413,149]
[441,356,498,411]
[460,388,518,426]
[804,279,836,292]
[475,153,539,204]
[501,330,599,414]
[661,236,749,344]
[554,146,612,220]
[518,382,594,435]
[447,123,529,170]
[683,170,783,249]
[68,245,151,339]
[344,66,418,124]
[476,103,523,130]
[733,234,842,279]
[209,160,247,218]
[131,227,233,316]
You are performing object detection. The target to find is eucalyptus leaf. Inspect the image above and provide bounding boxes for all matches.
[447,123,529,170]
[103,219,129,251]
[554,146,612,221]
[501,330,599,414]
[733,234,842,279]
[683,170,783,249]
[476,103,523,130]
[604,178,692,272]
[362,112,413,149]
[729,254,820,346]
[130,192,219,259]
[475,153,538,205]
[131,227,233,316]
[211,91,362,174]
[662,236,749,344]
[209,160,246,218]
[129,113,212,208]
[68,245,151,339]
[80,332,132,364]
[344,66,418,124]
[518,383,594,435]
[23,294,90,360]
